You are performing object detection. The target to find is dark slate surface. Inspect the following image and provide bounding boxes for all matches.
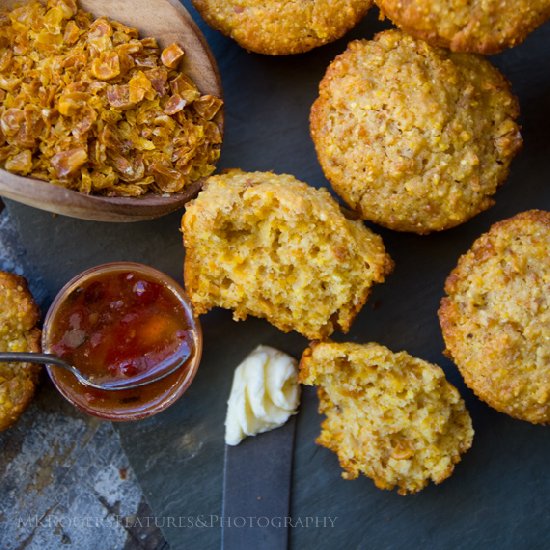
[4,2,550,549]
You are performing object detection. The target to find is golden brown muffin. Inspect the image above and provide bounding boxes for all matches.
[310,30,522,234]
[440,210,550,424]
[376,0,550,54]
[182,170,392,339]
[192,0,373,55]
[300,342,473,495]
[0,271,41,431]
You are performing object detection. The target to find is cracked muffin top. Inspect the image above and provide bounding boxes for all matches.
[310,30,522,234]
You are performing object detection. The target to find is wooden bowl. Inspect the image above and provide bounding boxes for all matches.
[0,0,222,222]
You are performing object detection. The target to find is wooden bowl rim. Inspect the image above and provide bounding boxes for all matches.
[0,0,223,222]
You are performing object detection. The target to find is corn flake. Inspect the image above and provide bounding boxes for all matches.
[0,0,223,196]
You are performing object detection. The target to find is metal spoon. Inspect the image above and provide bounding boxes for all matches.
[0,347,192,391]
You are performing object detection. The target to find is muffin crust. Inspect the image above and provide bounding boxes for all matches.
[376,0,550,54]
[193,0,373,55]
[440,210,550,424]
[0,271,41,431]
[310,30,522,233]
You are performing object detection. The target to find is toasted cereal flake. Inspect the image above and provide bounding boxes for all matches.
[161,43,185,68]
[0,0,222,196]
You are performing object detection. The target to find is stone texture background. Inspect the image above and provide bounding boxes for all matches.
[0,203,168,550]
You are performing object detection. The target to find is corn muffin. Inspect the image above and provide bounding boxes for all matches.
[0,271,41,431]
[310,30,522,234]
[192,0,373,55]
[376,0,550,54]
[300,342,473,495]
[440,210,550,424]
[182,170,393,339]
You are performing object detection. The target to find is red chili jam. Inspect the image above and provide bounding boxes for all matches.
[43,265,200,420]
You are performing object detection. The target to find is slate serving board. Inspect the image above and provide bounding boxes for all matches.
[4,2,550,548]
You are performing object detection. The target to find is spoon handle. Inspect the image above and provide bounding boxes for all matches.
[0,352,83,379]
[0,352,70,369]
[0,352,95,387]
[0,349,192,391]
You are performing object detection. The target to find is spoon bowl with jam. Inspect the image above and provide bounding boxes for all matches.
[41,262,202,421]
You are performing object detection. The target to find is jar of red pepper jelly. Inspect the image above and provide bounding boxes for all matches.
[42,262,202,420]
